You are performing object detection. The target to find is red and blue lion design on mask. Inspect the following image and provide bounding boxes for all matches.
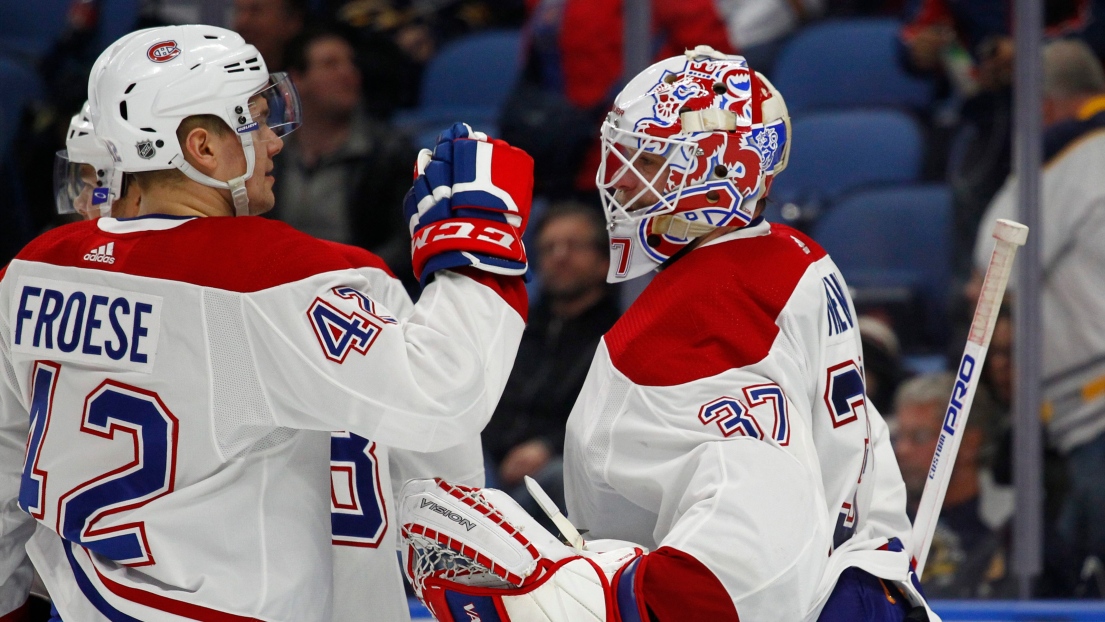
[626,58,788,263]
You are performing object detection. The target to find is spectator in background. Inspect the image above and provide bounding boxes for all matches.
[983,305,1013,411]
[858,315,907,414]
[233,0,308,71]
[901,0,1105,277]
[329,0,526,118]
[482,203,619,522]
[900,0,1016,280]
[900,0,1105,81]
[891,372,1016,599]
[270,27,415,287]
[501,0,732,199]
[972,38,1105,595]
[979,304,1077,596]
[15,1,166,241]
[715,0,825,74]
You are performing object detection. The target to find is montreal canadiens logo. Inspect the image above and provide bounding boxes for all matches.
[147,41,180,63]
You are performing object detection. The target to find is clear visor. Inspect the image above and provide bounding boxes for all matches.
[595,120,697,225]
[247,72,302,138]
[53,150,111,219]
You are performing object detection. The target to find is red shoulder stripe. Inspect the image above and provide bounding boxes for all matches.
[452,267,528,322]
[320,240,398,278]
[16,218,359,293]
[605,224,824,386]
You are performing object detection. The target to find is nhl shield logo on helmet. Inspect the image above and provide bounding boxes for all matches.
[147,41,181,63]
[135,140,156,159]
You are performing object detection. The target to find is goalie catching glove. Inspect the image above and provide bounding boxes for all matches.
[403,123,534,285]
[399,478,649,622]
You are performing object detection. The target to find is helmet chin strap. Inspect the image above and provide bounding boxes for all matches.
[99,168,128,219]
[174,132,257,217]
[653,214,717,239]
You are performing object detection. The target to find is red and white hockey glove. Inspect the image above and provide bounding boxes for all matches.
[399,478,648,622]
[402,123,533,285]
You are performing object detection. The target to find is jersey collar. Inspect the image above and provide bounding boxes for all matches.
[97,214,198,234]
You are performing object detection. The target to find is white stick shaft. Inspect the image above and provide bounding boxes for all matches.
[909,219,1027,579]
[524,476,584,550]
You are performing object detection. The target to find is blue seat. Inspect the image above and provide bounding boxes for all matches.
[0,58,40,263]
[394,29,523,140]
[771,19,935,115]
[0,57,44,157]
[767,109,924,222]
[92,0,141,57]
[811,184,953,346]
[0,0,70,61]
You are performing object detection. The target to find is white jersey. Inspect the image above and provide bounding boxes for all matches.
[327,242,487,622]
[973,128,1105,452]
[564,220,922,621]
[0,215,525,621]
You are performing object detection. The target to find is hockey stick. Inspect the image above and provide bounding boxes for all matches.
[909,218,1028,579]
[524,475,584,550]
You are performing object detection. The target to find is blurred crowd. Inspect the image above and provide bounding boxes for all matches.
[4,0,1105,601]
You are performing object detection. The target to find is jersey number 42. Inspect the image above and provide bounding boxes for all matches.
[20,361,177,566]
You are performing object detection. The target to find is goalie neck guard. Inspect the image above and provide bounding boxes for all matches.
[596,45,791,282]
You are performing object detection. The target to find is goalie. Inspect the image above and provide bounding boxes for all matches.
[399,47,940,622]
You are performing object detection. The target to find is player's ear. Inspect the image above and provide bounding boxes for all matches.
[179,126,220,175]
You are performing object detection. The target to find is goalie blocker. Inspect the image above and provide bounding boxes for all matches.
[400,478,751,622]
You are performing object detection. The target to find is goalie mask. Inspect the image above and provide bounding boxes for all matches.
[88,25,302,216]
[596,46,791,282]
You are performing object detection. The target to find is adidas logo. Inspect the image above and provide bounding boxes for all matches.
[84,242,116,265]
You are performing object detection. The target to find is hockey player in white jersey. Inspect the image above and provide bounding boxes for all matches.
[55,102,146,221]
[396,47,939,622]
[49,98,488,622]
[54,29,149,221]
[324,242,491,622]
[0,24,532,622]
[562,46,927,621]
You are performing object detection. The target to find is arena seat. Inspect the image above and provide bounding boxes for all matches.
[0,0,70,61]
[393,29,523,147]
[811,183,953,348]
[770,18,936,115]
[766,108,925,226]
[0,57,44,156]
[92,0,141,56]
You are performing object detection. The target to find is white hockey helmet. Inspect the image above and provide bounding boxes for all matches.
[54,101,120,218]
[54,30,149,219]
[88,25,302,215]
[596,45,791,282]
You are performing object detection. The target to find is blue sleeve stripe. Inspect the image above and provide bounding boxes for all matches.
[616,557,645,622]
